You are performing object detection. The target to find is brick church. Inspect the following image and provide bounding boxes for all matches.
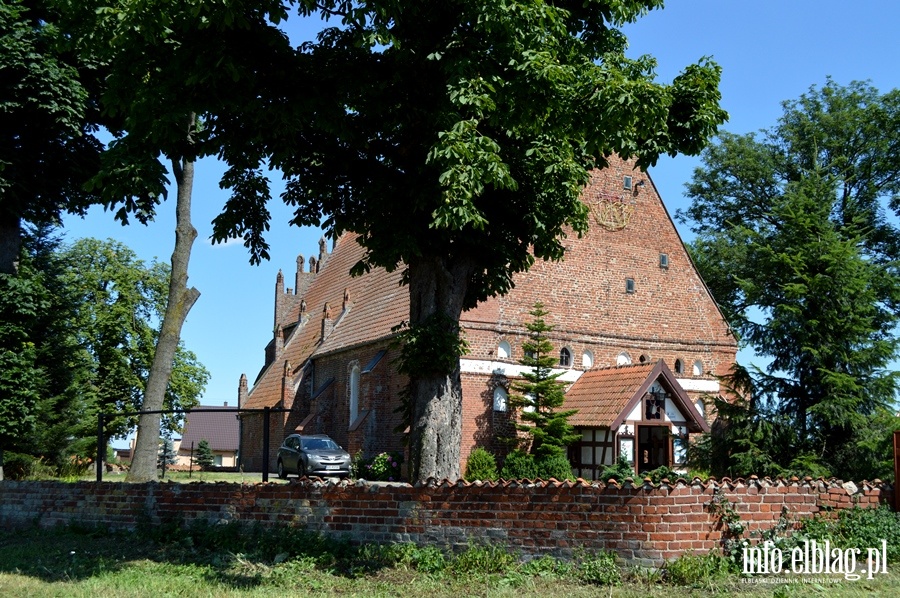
[237,156,737,479]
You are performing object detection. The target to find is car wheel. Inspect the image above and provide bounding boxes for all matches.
[277,460,286,480]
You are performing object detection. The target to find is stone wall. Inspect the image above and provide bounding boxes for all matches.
[0,477,890,566]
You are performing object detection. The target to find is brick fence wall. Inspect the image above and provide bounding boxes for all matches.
[0,477,891,565]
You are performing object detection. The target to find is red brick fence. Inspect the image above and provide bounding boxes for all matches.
[0,477,891,565]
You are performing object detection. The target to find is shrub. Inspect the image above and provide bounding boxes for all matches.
[598,455,634,483]
[665,551,735,586]
[575,550,621,585]
[2,452,56,480]
[464,447,498,482]
[639,465,677,484]
[536,452,573,481]
[799,506,900,563]
[499,449,538,480]
[355,451,403,481]
[452,544,516,575]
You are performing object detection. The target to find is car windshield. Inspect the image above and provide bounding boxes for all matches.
[302,438,339,451]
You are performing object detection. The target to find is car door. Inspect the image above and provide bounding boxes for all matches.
[282,436,300,472]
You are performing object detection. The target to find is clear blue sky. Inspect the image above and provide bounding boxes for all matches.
[62,1,900,408]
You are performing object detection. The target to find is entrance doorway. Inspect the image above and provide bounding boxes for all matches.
[637,426,669,472]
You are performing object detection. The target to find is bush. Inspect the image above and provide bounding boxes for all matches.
[452,544,516,575]
[575,550,621,585]
[799,506,900,563]
[499,449,538,480]
[665,551,735,586]
[464,447,498,482]
[598,455,634,483]
[639,465,677,484]
[355,451,403,481]
[536,452,573,481]
[1,452,56,480]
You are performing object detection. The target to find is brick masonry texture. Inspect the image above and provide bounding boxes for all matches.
[239,155,738,472]
[0,477,890,566]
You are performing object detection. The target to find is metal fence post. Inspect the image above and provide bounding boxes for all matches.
[96,413,104,482]
[262,406,270,483]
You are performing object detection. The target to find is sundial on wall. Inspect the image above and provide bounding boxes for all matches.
[594,191,635,231]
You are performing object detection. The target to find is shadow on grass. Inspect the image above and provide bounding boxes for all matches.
[0,519,404,590]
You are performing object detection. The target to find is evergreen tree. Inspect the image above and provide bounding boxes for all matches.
[508,303,579,460]
[680,81,900,478]
[194,439,215,471]
[157,438,177,476]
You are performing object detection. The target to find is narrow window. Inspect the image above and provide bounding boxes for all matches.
[349,364,360,423]
[692,360,703,377]
[695,398,706,420]
[582,350,594,369]
[626,278,635,294]
[616,351,632,366]
[659,253,669,269]
[497,340,511,359]
[559,347,572,367]
[674,359,684,375]
[493,386,508,412]
[623,175,633,190]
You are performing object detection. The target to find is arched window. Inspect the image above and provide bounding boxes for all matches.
[582,350,594,369]
[695,398,706,420]
[639,353,649,364]
[349,364,360,423]
[617,351,632,366]
[674,359,684,375]
[559,347,571,367]
[692,360,703,377]
[497,340,511,359]
[493,386,508,412]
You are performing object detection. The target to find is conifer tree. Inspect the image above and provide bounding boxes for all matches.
[508,303,579,459]
[194,439,215,471]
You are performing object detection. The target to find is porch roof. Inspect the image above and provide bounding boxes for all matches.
[563,361,710,433]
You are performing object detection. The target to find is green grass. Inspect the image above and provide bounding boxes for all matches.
[2,526,899,597]
[89,470,291,484]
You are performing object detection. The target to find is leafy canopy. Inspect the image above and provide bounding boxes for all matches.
[679,80,900,479]
[210,0,727,310]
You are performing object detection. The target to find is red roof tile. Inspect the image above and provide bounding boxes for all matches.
[563,363,657,427]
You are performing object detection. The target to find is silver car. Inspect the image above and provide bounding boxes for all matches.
[276,434,351,479]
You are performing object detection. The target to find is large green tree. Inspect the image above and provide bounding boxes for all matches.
[0,0,103,275]
[58,0,301,480]
[1,230,208,477]
[203,1,726,482]
[680,81,900,478]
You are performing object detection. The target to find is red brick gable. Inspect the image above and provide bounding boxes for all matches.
[243,236,405,410]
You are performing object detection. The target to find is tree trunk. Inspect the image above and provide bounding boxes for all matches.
[126,147,200,482]
[0,213,21,276]
[406,254,475,483]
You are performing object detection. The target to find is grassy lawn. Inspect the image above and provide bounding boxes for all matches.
[92,470,292,484]
[1,526,897,597]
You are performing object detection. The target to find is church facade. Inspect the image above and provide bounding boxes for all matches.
[236,156,737,479]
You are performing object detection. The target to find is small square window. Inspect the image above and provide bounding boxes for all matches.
[659,253,669,269]
[623,176,633,190]
[626,278,635,294]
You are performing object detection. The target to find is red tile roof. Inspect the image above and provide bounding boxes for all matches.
[180,406,239,452]
[563,363,657,427]
[243,234,406,409]
[563,361,709,432]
